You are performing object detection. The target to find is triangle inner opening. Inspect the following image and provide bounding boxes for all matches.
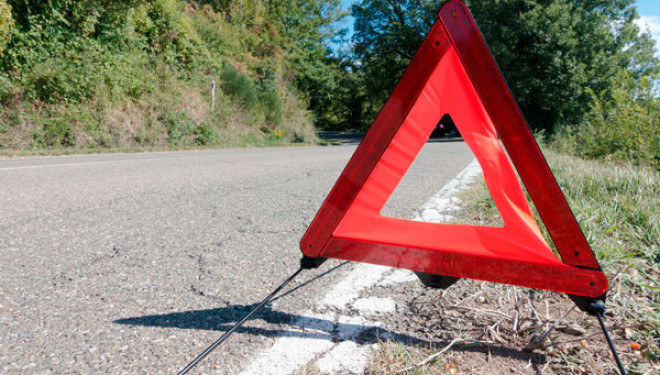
[332,46,557,265]
[380,114,503,228]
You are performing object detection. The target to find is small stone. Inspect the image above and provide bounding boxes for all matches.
[559,323,586,336]
[624,328,635,340]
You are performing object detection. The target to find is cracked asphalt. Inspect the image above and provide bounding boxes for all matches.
[0,141,473,374]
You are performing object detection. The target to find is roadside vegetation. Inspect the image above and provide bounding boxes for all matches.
[0,0,344,152]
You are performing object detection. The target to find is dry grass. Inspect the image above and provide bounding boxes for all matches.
[281,86,317,144]
[178,88,210,125]
[103,102,151,147]
[0,80,319,155]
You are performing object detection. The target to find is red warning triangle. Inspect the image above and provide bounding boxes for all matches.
[301,0,607,298]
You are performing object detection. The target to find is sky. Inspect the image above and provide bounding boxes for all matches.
[635,0,660,57]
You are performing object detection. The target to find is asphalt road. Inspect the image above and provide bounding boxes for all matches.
[0,141,473,374]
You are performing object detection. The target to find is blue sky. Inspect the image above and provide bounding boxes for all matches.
[635,0,660,57]
[636,0,660,14]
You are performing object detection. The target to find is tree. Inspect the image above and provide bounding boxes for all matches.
[351,0,436,129]
[350,0,659,133]
[466,0,658,133]
[264,0,350,129]
[217,0,347,129]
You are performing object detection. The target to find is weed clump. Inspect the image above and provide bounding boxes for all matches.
[554,77,660,171]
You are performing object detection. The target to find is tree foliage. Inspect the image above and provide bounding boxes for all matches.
[0,0,13,57]
[2,0,658,161]
[466,0,658,133]
[554,75,660,170]
[349,0,659,133]
[351,0,436,128]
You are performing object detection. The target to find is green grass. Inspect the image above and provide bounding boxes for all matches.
[548,152,659,266]
[545,152,659,374]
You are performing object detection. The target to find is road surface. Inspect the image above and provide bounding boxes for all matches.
[0,141,473,374]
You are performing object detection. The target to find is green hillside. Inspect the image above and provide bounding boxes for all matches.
[0,0,343,151]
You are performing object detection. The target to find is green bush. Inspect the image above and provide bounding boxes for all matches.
[0,0,13,57]
[0,0,323,152]
[28,61,82,102]
[220,64,258,108]
[133,0,205,67]
[28,109,74,148]
[0,73,15,102]
[162,110,194,146]
[25,105,110,148]
[101,52,157,101]
[194,122,218,145]
[554,76,660,171]
[261,87,282,127]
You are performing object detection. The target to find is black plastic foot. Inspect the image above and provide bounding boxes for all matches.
[568,294,607,314]
[415,272,460,289]
[300,256,327,269]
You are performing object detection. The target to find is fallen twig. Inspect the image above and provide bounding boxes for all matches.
[524,305,577,351]
[450,305,511,319]
[395,338,462,373]
[452,290,484,307]
[540,360,551,373]
[512,310,519,332]
[527,300,543,325]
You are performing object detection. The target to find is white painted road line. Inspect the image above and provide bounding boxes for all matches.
[240,158,483,375]
[0,161,120,171]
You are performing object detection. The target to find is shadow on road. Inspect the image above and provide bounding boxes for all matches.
[426,137,465,143]
[115,306,547,366]
[317,131,364,145]
[116,304,402,342]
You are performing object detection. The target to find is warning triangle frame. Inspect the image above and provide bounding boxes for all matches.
[301,0,607,300]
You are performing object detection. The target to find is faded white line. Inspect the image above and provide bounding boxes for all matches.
[0,160,121,171]
[239,158,482,375]
[413,159,483,222]
[320,264,390,309]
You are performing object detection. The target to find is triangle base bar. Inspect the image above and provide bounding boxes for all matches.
[322,238,606,298]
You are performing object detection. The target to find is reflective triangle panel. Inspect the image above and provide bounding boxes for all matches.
[300,0,607,298]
